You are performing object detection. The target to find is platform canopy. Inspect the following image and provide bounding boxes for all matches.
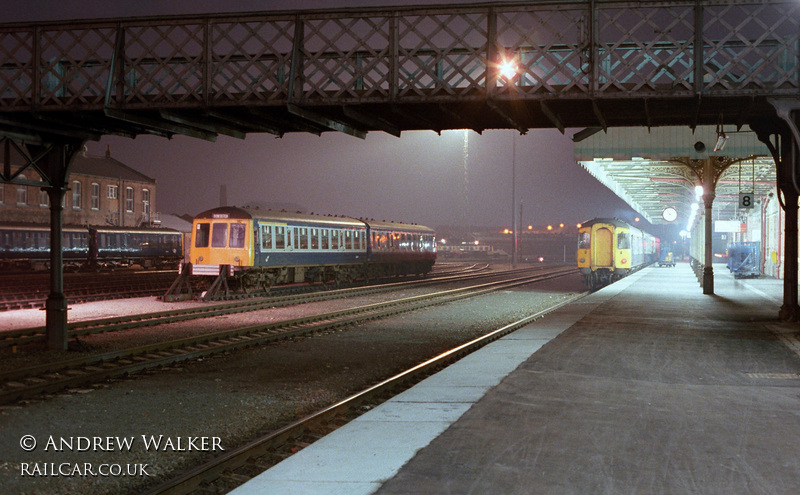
[574,126,777,228]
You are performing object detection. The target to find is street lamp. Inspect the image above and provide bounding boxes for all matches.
[512,132,518,267]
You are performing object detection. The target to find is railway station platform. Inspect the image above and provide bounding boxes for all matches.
[231,262,800,495]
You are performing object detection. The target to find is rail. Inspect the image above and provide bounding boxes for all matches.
[0,267,576,404]
[142,288,586,495]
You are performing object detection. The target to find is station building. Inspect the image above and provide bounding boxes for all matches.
[0,146,158,228]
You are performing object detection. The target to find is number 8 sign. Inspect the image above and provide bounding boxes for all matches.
[739,192,754,209]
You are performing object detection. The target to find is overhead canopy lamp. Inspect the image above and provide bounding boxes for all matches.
[714,120,728,152]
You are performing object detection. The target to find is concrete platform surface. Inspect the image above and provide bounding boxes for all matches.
[232,263,800,495]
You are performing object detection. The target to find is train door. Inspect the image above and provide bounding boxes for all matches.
[593,226,614,269]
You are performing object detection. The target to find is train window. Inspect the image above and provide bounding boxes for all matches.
[195,223,210,248]
[310,228,319,249]
[299,227,309,250]
[320,229,328,250]
[578,233,590,249]
[330,230,340,250]
[617,233,630,249]
[274,226,286,250]
[344,231,351,250]
[260,225,272,250]
[291,227,298,249]
[212,223,228,248]
[230,223,246,248]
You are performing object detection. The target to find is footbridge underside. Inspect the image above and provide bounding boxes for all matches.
[0,1,798,141]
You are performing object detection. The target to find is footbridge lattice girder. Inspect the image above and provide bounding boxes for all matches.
[0,0,797,141]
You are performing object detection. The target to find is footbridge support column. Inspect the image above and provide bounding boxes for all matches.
[26,141,84,350]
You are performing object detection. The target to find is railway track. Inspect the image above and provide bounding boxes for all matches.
[142,289,587,495]
[0,270,193,311]
[0,267,576,406]
[0,263,497,349]
[0,262,484,312]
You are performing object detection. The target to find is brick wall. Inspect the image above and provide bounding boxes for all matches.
[0,171,156,227]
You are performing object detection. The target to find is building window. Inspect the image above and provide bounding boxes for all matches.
[40,190,49,207]
[125,187,134,212]
[16,174,27,205]
[142,188,150,220]
[72,180,82,209]
[91,183,100,210]
[108,185,118,199]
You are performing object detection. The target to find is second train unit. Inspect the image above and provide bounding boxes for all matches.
[577,218,659,289]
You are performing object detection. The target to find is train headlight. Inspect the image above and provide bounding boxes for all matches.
[234,256,240,262]
[198,256,203,262]
[621,258,628,264]
[579,258,586,263]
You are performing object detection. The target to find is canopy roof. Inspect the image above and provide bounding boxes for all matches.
[575,126,777,228]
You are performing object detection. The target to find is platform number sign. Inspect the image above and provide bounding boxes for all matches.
[739,192,755,209]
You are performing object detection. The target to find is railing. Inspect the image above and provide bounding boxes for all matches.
[0,0,797,112]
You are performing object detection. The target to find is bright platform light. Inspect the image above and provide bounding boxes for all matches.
[499,59,517,79]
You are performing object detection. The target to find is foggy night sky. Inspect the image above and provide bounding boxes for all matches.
[2,0,639,230]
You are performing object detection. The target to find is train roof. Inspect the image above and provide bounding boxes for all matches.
[0,222,179,233]
[363,219,435,234]
[91,226,182,234]
[194,206,367,229]
[580,217,655,238]
[0,222,85,232]
[194,207,434,234]
[579,217,633,228]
